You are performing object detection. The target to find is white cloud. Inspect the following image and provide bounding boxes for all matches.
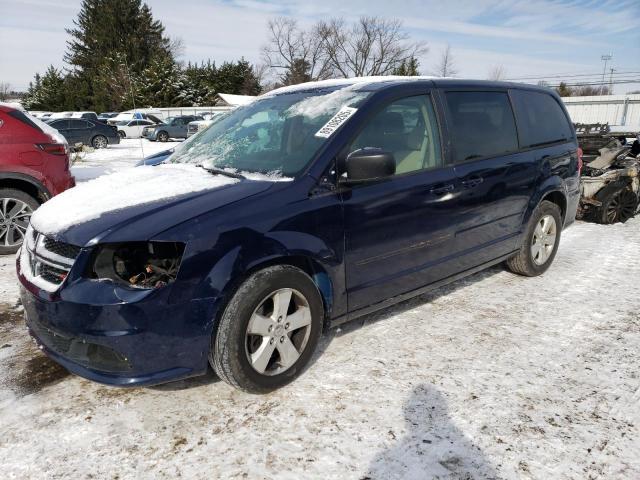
[1,0,638,92]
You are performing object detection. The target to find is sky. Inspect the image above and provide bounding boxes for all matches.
[1,0,639,93]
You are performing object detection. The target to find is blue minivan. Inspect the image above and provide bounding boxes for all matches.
[18,78,581,392]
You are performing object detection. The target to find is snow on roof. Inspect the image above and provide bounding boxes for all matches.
[30,163,239,236]
[264,76,440,96]
[0,101,26,111]
[215,93,256,106]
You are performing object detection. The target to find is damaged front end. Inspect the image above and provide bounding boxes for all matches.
[576,126,640,224]
[90,241,185,289]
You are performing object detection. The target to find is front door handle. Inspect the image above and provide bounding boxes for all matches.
[429,184,455,195]
[461,177,483,188]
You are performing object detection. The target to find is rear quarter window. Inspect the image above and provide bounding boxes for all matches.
[445,91,519,163]
[510,90,573,148]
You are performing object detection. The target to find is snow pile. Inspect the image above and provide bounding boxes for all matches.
[30,164,239,235]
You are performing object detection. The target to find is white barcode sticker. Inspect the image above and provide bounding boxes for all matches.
[315,106,358,138]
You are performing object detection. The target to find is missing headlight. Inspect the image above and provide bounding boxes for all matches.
[91,242,185,289]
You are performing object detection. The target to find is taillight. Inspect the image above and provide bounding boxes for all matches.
[577,147,583,175]
[36,143,67,156]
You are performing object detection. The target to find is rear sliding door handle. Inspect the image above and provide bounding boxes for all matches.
[429,184,455,195]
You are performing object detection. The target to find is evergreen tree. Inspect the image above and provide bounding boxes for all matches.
[137,56,185,107]
[281,58,312,86]
[23,66,66,110]
[556,82,573,97]
[215,59,262,96]
[392,57,420,76]
[64,0,172,109]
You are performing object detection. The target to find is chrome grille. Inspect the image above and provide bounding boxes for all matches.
[23,225,80,290]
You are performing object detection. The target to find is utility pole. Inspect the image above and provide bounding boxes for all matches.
[600,54,612,95]
[608,67,615,95]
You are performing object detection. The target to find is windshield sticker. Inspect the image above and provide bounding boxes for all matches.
[315,106,357,138]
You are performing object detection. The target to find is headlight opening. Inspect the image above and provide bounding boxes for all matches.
[91,242,185,289]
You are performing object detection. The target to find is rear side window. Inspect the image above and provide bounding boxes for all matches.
[7,110,40,132]
[445,91,518,163]
[510,90,573,148]
[49,119,70,129]
[69,119,89,129]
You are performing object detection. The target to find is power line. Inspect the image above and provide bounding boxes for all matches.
[507,70,640,81]
[534,79,640,87]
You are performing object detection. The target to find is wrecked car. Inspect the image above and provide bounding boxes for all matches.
[17,78,580,393]
[576,124,640,224]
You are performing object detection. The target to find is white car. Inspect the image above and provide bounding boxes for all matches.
[114,119,157,139]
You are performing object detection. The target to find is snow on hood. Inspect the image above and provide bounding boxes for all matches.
[30,164,239,235]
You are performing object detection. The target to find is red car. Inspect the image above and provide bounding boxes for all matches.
[0,103,75,254]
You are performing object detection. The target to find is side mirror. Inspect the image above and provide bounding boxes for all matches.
[342,148,396,183]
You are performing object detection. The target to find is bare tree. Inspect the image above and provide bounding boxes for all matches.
[0,82,10,101]
[432,44,457,77]
[262,17,333,84]
[487,65,506,81]
[318,17,427,78]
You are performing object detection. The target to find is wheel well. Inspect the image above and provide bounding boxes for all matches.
[542,191,567,221]
[0,178,45,203]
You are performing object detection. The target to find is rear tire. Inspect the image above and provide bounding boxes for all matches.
[210,265,324,393]
[506,200,562,277]
[92,135,108,149]
[0,189,39,255]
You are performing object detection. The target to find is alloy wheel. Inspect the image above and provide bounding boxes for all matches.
[0,197,32,248]
[245,288,312,376]
[605,188,638,223]
[93,135,108,148]
[531,214,557,266]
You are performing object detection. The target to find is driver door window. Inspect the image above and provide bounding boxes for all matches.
[349,95,442,176]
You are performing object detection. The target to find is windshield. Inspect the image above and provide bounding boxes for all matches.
[116,120,129,126]
[168,87,371,177]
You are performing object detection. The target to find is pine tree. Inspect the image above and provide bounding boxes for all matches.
[215,59,262,96]
[392,57,420,76]
[281,58,312,86]
[63,0,172,110]
[23,67,66,110]
[137,56,185,107]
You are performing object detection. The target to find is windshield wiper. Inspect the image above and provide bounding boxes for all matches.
[198,165,246,180]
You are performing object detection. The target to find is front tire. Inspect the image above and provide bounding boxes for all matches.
[157,131,169,142]
[210,265,324,393]
[0,189,39,255]
[506,200,562,277]
[117,130,126,139]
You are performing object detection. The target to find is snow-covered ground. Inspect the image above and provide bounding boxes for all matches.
[0,141,638,478]
[70,138,179,182]
[0,216,638,479]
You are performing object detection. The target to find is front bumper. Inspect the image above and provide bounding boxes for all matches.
[142,129,158,141]
[18,254,220,386]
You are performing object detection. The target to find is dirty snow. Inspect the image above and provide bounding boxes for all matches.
[0,217,639,479]
[31,163,239,236]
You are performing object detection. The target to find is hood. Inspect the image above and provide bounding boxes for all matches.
[30,164,274,246]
